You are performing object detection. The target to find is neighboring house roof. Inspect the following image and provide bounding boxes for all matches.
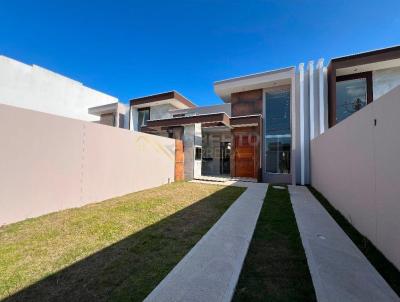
[88,102,127,116]
[0,55,118,122]
[129,90,196,109]
[214,67,295,102]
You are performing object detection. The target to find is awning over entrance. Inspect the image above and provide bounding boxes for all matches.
[230,115,261,128]
[144,112,231,131]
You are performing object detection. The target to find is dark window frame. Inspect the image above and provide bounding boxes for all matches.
[264,88,292,175]
[137,107,151,130]
[331,71,373,126]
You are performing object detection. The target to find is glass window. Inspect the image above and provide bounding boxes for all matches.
[137,108,150,130]
[118,113,125,128]
[265,90,291,174]
[195,147,202,160]
[336,78,367,123]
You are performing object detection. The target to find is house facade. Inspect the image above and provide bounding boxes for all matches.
[89,45,400,185]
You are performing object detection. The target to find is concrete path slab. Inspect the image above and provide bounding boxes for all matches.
[144,182,267,302]
[288,185,399,302]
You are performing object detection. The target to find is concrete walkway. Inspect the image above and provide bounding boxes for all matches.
[288,185,399,302]
[144,181,267,302]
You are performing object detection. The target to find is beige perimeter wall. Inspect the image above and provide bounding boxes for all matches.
[0,104,175,225]
[311,85,400,270]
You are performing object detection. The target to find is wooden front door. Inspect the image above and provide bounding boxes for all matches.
[175,139,184,181]
[234,131,257,178]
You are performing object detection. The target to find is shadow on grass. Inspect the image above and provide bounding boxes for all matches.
[3,185,244,302]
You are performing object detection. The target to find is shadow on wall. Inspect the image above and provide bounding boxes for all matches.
[3,186,240,302]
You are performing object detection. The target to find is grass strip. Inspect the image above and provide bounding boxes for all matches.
[233,185,316,302]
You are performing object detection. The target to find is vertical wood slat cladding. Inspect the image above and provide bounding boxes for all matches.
[231,126,260,179]
[175,139,184,181]
[231,89,263,117]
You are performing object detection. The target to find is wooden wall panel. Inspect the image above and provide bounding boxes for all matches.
[175,139,184,181]
[231,89,263,117]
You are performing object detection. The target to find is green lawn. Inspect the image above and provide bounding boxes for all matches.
[308,186,400,296]
[233,185,316,302]
[0,182,245,301]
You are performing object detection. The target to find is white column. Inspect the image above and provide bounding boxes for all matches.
[193,123,202,178]
[299,63,305,185]
[129,106,133,131]
[317,58,326,134]
[115,111,119,128]
[308,61,315,140]
[290,69,297,185]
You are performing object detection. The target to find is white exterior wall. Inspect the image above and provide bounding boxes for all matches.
[311,85,400,270]
[373,66,400,100]
[0,55,117,121]
[150,104,175,120]
[130,104,176,132]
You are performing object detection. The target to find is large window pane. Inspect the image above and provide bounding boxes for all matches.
[336,78,367,123]
[137,108,150,130]
[265,135,291,173]
[265,90,291,174]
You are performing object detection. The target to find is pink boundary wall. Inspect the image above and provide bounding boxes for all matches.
[311,85,400,270]
[0,104,175,225]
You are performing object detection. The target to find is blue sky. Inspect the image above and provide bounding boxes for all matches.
[1,1,400,106]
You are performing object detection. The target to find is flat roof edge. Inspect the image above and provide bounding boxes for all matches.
[331,45,400,63]
[129,90,196,108]
[214,66,295,86]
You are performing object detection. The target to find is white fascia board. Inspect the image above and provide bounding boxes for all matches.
[214,67,295,102]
